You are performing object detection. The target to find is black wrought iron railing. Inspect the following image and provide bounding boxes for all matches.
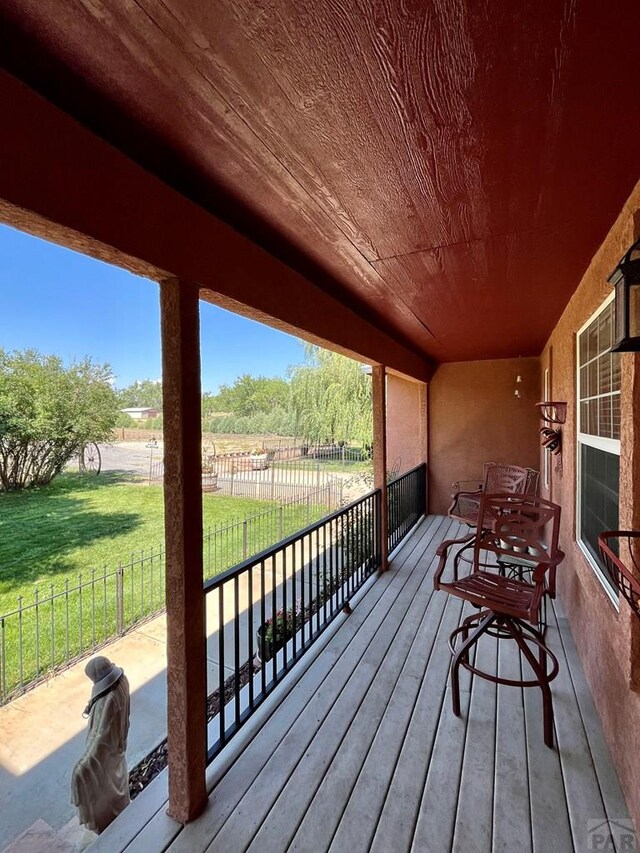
[387,463,428,553]
[203,489,382,762]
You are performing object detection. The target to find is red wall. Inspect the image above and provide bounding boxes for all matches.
[428,358,541,515]
[540,179,640,827]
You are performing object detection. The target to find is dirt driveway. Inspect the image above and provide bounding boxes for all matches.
[97,441,162,479]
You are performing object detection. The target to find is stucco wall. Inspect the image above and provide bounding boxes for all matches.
[541,179,640,827]
[428,357,540,515]
[386,374,427,477]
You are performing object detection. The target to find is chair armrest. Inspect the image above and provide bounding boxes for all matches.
[434,533,476,588]
[531,548,565,584]
[451,480,483,494]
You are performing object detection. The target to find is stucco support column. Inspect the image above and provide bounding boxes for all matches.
[372,365,389,571]
[160,277,207,822]
[420,382,429,511]
[385,372,429,509]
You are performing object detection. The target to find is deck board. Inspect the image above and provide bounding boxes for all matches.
[262,560,448,853]
[367,595,465,853]
[492,617,532,853]
[206,517,456,852]
[451,628,497,853]
[136,515,631,853]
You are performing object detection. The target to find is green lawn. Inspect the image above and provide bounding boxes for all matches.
[0,473,327,698]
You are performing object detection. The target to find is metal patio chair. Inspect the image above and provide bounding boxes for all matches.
[448,462,540,528]
[434,493,564,747]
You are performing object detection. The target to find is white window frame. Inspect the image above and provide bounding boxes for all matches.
[575,292,620,606]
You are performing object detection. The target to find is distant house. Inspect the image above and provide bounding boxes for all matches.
[120,407,159,420]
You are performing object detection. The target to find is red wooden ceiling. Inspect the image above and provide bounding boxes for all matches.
[1,0,640,362]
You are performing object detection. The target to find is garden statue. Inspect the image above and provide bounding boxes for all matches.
[70,656,131,834]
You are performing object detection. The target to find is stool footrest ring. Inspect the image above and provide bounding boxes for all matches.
[448,613,559,688]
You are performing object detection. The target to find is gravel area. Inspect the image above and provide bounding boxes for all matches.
[97,441,162,479]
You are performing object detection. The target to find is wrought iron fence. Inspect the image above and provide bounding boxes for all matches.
[387,463,427,553]
[0,548,165,704]
[204,488,381,762]
[150,454,345,504]
[0,486,334,705]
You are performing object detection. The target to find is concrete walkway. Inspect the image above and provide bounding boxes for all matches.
[0,613,173,850]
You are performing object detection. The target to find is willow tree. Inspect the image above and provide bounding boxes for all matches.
[0,349,118,490]
[289,345,372,447]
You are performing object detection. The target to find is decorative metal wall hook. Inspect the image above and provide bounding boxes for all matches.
[535,402,567,424]
[536,401,566,474]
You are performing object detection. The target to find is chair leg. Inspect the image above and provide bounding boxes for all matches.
[538,594,548,637]
[510,621,555,748]
[459,609,486,647]
[450,613,495,717]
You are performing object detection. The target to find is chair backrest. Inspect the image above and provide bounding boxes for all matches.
[474,493,562,569]
[482,462,539,496]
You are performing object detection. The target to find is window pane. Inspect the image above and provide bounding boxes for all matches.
[580,444,619,589]
[588,360,598,398]
[579,365,589,401]
[612,351,621,391]
[587,320,599,360]
[578,302,622,440]
[579,330,589,367]
[612,393,621,440]
[588,399,599,436]
[598,305,613,353]
[599,395,612,438]
[598,352,612,395]
[580,401,589,433]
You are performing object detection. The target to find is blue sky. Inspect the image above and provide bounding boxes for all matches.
[0,224,305,392]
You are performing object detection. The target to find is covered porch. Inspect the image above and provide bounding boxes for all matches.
[94,515,630,853]
[1,1,640,847]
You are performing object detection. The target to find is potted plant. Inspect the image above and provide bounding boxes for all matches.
[256,605,299,662]
[201,449,219,492]
[249,445,269,470]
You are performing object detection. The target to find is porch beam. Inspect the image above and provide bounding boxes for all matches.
[372,365,389,571]
[160,277,207,823]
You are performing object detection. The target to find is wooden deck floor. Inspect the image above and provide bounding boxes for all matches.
[100,515,631,853]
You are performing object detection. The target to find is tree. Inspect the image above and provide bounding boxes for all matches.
[116,378,163,410]
[213,374,290,417]
[289,345,372,446]
[0,349,119,490]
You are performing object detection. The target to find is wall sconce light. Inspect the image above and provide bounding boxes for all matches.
[514,374,523,398]
[608,237,640,352]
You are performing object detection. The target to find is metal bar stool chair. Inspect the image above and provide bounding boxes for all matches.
[434,493,564,747]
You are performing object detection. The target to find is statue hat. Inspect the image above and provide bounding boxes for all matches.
[85,656,124,701]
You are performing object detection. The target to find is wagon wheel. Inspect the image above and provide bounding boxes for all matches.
[80,442,102,474]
